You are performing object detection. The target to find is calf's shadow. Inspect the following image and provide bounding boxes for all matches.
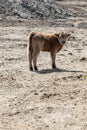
[36,68,86,74]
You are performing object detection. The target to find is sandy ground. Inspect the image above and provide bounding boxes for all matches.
[0,14,87,130]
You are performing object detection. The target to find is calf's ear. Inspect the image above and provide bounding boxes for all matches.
[55,33,59,38]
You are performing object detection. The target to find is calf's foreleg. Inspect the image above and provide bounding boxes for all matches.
[50,52,57,69]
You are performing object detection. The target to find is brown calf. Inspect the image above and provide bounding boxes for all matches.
[28,32,70,71]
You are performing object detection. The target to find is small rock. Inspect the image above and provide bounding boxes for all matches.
[80,57,87,61]
[20,13,28,19]
[78,22,87,29]
[34,92,38,95]
[68,52,73,55]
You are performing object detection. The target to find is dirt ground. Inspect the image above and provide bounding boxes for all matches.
[0,1,87,130]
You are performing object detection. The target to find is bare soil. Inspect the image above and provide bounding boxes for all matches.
[0,1,87,130]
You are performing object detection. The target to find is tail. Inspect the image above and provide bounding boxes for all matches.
[29,32,35,52]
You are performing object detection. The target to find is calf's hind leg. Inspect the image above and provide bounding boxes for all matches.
[32,50,40,71]
[28,51,33,71]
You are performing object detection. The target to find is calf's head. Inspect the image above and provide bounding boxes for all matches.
[55,32,71,45]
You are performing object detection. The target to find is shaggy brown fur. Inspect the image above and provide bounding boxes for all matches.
[28,32,70,71]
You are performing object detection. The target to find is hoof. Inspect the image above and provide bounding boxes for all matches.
[52,64,57,69]
[34,66,38,71]
[30,67,33,71]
